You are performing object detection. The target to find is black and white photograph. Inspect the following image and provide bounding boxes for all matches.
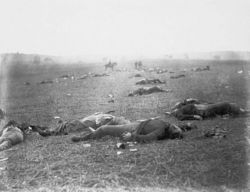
[0,0,250,191]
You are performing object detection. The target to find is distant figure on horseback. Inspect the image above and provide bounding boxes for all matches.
[134,61,143,70]
[105,61,117,71]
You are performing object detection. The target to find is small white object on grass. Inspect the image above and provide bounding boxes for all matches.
[0,158,8,162]
[117,151,123,155]
[165,112,171,115]
[237,70,243,74]
[108,94,114,98]
[82,144,91,148]
[54,116,61,119]
[128,143,134,147]
[129,148,138,152]
[0,167,6,171]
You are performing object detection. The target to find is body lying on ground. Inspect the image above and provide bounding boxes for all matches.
[31,112,131,137]
[71,118,197,143]
[170,74,185,79]
[0,120,31,152]
[167,99,248,120]
[128,86,169,96]
[192,65,210,72]
[92,73,109,77]
[135,78,165,85]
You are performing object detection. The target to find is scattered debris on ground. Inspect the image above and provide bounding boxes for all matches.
[129,148,138,152]
[204,126,227,139]
[108,94,115,103]
[237,70,243,74]
[116,143,126,149]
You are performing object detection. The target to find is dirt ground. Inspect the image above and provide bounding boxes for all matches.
[0,59,250,192]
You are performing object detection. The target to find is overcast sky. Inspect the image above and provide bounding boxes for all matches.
[0,0,249,56]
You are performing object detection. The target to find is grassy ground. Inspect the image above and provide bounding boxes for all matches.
[0,59,250,191]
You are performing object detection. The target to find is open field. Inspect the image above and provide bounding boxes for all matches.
[1,59,250,191]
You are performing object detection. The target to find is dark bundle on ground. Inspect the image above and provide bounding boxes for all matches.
[38,80,53,84]
[135,78,165,85]
[170,74,186,79]
[128,86,169,96]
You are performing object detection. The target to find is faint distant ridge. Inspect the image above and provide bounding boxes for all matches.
[0,52,101,65]
[0,52,60,65]
[1,51,250,65]
[165,51,250,60]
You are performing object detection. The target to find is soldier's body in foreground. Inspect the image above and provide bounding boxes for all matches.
[31,112,131,137]
[71,118,196,143]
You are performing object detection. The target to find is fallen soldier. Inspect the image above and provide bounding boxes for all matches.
[128,86,170,96]
[135,78,165,85]
[170,74,185,79]
[0,120,31,152]
[92,73,109,77]
[71,118,197,143]
[192,65,210,72]
[166,100,248,120]
[31,112,131,137]
[38,80,54,84]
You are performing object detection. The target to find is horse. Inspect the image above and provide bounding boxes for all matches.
[134,61,143,70]
[104,61,117,71]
